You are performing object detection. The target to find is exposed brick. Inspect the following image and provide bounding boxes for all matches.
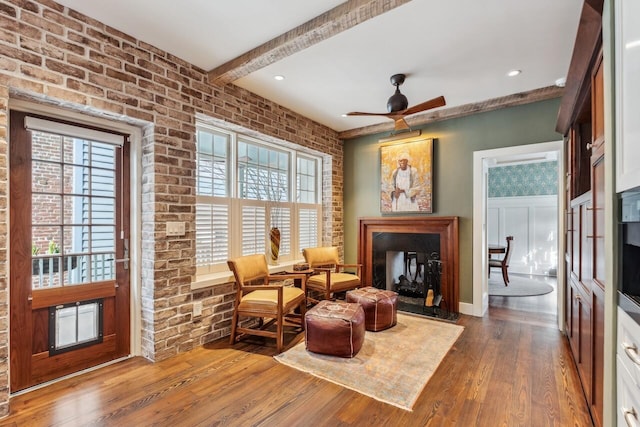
[105,67,136,84]
[0,42,41,65]
[66,78,103,97]
[0,0,343,393]
[88,74,123,92]
[19,64,62,84]
[45,58,85,79]
[42,8,81,31]
[103,44,134,64]
[20,9,63,35]
[86,27,120,48]
[124,63,152,80]
[0,2,16,17]
[66,53,103,74]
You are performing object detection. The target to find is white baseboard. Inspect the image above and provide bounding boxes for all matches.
[458,301,478,317]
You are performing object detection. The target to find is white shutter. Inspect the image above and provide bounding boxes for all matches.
[298,207,319,250]
[196,202,229,273]
[242,205,266,256]
[271,206,291,257]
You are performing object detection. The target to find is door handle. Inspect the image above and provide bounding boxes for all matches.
[623,342,640,366]
[623,406,638,427]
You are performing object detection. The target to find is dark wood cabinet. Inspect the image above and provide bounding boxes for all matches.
[559,29,605,426]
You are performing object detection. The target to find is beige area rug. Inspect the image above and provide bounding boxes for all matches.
[274,313,464,411]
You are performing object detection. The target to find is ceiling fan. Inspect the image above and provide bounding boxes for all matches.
[346,74,446,131]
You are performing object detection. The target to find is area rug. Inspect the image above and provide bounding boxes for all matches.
[274,313,464,411]
[489,275,554,297]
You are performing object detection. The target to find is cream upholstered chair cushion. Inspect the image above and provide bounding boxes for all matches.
[302,247,362,301]
[239,287,305,314]
[227,254,307,352]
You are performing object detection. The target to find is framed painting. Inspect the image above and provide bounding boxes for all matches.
[380,136,433,213]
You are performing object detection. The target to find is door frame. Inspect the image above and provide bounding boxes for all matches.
[471,140,565,329]
[8,99,143,375]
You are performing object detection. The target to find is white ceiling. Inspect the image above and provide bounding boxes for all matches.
[53,0,583,133]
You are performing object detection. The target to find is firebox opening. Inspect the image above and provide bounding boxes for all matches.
[372,232,458,321]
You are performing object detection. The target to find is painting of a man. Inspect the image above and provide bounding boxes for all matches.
[391,152,420,211]
[380,137,433,213]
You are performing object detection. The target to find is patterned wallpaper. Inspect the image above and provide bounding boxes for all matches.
[488,161,558,197]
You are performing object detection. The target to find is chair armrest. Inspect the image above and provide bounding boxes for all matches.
[337,263,362,276]
[267,273,308,291]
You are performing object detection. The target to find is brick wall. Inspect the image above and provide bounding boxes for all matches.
[0,0,344,416]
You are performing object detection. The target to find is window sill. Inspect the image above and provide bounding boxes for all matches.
[190,259,306,291]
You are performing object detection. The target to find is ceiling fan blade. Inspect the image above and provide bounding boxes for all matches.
[403,96,446,116]
[394,118,410,131]
[346,111,391,117]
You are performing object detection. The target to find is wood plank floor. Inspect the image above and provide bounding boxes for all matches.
[2,281,593,426]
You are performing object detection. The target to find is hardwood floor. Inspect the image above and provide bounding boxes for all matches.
[2,284,593,426]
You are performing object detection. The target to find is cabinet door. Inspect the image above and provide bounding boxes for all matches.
[591,284,605,427]
[577,289,592,396]
[592,154,605,289]
[580,200,593,288]
[568,281,580,356]
[571,206,580,280]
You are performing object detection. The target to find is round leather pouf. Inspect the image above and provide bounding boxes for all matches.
[304,300,365,358]
[346,287,398,332]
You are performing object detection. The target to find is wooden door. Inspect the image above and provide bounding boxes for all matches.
[9,111,131,392]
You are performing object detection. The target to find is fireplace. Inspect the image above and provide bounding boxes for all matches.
[358,217,459,319]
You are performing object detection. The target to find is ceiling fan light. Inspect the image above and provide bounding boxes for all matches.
[387,89,408,112]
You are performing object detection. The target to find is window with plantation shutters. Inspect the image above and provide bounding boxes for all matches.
[195,122,322,274]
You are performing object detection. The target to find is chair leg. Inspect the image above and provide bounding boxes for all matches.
[501,266,509,286]
[229,310,239,345]
[276,315,284,353]
[299,300,306,330]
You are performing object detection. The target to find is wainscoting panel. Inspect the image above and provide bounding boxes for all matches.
[488,195,558,276]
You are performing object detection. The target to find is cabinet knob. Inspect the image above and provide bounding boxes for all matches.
[623,406,638,427]
[623,342,640,366]
[586,142,593,150]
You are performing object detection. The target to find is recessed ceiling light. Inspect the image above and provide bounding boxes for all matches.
[507,70,522,77]
[341,114,348,117]
[274,75,285,81]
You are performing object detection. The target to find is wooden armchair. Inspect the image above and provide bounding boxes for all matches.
[302,246,362,303]
[227,254,307,353]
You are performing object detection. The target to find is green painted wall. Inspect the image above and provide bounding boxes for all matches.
[343,98,563,304]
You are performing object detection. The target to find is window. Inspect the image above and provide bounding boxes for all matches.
[29,124,119,289]
[195,123,322,274]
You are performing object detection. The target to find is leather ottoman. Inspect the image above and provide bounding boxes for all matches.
[304,300,365,358]
[346,287,398,331]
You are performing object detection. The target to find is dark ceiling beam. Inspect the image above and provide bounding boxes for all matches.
[208,0,412,85]
[339,86,565,140]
